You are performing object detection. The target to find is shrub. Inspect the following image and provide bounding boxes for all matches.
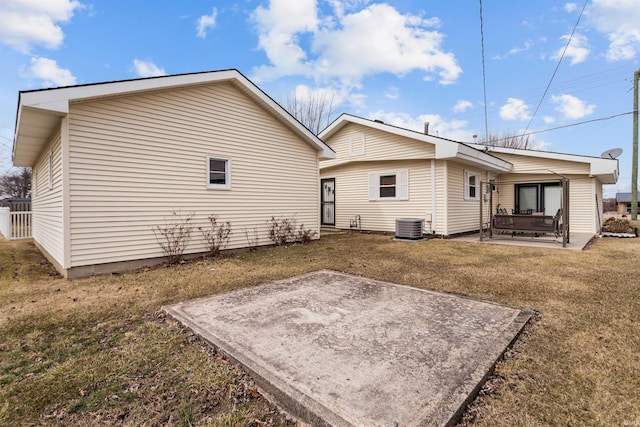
[199,215,232,257]
[602,218,634,234]
[243,226,259,251]
[297,225,317,244]
[267,216,297,246]
[151,211,194,265]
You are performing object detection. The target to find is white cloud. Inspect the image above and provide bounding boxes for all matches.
[494,41,534,59]
[133,59,166,77]
[551,94,595,119]
[196,8,218,39]
[384,86,399,100]
[588,0,640,60]
[369,110,473,142]
[453,99,472,113]
[499,98,531,121]
[29,57,76,87]
[551,33,590,65]
[564,2,578,13]
[543,115,556,124]
[0,0,82,53]
[252,2,461,86]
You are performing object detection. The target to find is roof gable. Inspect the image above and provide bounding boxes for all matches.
[319,114,512,172]
[13,69,334,166]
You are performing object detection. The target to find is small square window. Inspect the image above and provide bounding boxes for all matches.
[207,157,230,189]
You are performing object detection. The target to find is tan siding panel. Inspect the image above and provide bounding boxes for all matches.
[320,160,431,233]
[492,153,590,175]
[321,123,435,169]
[446,162,486,235]
[32,127,65,265]
[68,82,319,267]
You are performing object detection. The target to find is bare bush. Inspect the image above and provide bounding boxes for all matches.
[297,225,317,244]
[267,216,297,246]
[243,226,259,251]
[199,214,232,257]
[152,211,194,264]
[602,218,635,234]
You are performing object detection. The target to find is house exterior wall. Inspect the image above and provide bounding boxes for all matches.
[445,162,487,235]
[493,153,590,175]
[32,125,66,269]
[320,160,433,233]
[320,122,435,169]
[66,81,320,269]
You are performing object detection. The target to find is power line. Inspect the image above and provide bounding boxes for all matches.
[479,0,489,142]
[522,0,589,139]
[484,111,633,144]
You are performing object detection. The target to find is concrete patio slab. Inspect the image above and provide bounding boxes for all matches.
[455,232,595,251]
[164,270,532,426]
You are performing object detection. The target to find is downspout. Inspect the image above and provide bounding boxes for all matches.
[431,159,437,233]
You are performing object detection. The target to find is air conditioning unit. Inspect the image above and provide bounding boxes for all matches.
[395,218,424,240]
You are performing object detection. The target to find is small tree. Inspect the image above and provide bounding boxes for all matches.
[199,214,232,257]
[285,88,336,134]
[151,211,194,265]
[1,168,31,198]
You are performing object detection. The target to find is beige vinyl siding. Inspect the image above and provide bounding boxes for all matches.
[32,126,65,266]
[492,153,590,175]
[320,160,431,233]
[446,162,485,235]
[568,177,597,233]
[595,180,603,232]
[67,81,319,267]
[434,160,447,235]
[320,123,435,169]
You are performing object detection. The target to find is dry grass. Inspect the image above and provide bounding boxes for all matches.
[1,231,639,426]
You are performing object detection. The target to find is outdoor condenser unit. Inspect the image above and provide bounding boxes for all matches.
[395,218,424,240]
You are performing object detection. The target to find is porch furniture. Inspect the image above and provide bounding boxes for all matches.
[492,209,562,237]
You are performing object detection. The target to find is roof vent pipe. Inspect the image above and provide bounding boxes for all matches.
[424,122,429,135]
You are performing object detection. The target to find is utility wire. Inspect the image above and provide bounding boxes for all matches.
[484,111,633,145]
[521,0,589,139]
[479,0,489,142]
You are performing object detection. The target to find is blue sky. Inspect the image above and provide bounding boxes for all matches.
[1,0,639,197]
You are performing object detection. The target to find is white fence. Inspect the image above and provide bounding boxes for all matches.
[0,207,32,240]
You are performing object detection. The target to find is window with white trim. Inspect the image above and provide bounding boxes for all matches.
[368,170,409,200]
[349,132,365,156]
[464,170,480,200]
[48,150,53,190]
[207,157,231,189]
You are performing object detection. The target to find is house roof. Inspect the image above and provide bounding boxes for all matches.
[319,114,512,172]
[616,192,640,203]
[478,145,619,184]
[13,69,335,166]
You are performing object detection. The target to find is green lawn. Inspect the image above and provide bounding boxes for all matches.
[1,231,639,426]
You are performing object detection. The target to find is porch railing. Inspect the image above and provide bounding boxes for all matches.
[0,207,32,240]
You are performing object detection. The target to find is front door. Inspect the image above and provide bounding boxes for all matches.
[321,178,335,226]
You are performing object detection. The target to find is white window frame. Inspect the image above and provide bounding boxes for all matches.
[464,170,480,201]
[48,150,53,190]
[207,157,231,190]
[368,170,409,201]
[349,132,365,156]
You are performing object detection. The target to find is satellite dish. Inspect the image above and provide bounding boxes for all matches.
[600,148,623,159]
